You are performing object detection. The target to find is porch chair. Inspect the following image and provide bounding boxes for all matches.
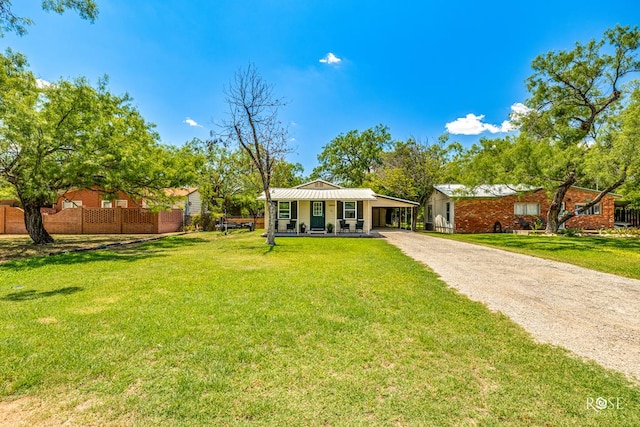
[286,220,296,233]
[339,219,350,233]
[355,220,364,233]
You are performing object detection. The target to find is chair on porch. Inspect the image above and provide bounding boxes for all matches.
[286,220,296,233]
[355,220,364,233]
[339,219,350,233]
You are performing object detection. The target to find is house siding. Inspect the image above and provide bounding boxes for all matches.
[452,188,616,233]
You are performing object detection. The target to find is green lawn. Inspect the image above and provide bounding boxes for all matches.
[1,231,638,426]
[423,232,640,280]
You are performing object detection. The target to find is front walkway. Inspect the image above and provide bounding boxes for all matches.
[379,230,640,382]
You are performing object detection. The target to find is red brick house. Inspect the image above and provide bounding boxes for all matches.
[55,188,141,212]
[426,184,618,233]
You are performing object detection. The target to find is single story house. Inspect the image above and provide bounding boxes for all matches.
[55,187,140,211]
[427,184,619,233]
[164,187,203,217]
[258,179,419,234]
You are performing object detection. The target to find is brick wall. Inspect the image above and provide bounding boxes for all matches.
[454,188,616,233]
[0,207,184,235]
[4,206,28,234]
[43,207,83,234]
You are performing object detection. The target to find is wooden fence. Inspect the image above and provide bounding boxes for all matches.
[0,206,184,235]
[224,216,265,229]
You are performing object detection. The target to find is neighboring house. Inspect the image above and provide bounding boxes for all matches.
[427,184,618,233]
[55,188,140,212]
[164,187,203,217]
[257,179,419,234]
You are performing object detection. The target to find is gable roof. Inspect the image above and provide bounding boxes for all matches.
[164,187,199,197]
[435,184,621,198]
[258,187,377,201]
[294,179,342,189]
[257,180,418,206]
[435,184,539,198]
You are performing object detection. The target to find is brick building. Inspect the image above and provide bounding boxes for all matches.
[55,188,141,211]
[426,184,618,233]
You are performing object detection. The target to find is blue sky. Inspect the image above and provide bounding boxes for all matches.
[3,1,639,174]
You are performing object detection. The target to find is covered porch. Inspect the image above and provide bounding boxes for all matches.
[258,179,419,237]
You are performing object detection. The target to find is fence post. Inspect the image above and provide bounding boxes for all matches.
[0,206,5,234]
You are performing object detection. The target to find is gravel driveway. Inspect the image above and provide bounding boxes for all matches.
[380,230,640,382]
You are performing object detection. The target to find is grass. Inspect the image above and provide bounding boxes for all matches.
[422,232,640,280]
[1,231,638,426]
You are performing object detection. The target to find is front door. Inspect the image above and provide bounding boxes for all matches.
[310,201,325,230]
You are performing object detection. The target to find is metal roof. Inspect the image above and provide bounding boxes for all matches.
[258,187,378,201]
[434,184,538,198]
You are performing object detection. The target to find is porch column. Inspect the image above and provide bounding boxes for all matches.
[366,200,370,234]
[296,199,299,235]
[334,199,337,235]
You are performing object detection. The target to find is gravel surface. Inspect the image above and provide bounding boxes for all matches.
[380,230,640,382]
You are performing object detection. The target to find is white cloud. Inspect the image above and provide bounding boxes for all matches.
[183,117,202,128]
[445,103,532,135]
[445,114,500,135]
[510,102,530,117]
[319,52,342,64]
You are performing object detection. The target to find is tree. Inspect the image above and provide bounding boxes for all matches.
[0,51,183,244]
[0,0,98,36]
[372,135,457,229]
[461,25,640,233]
[187,137,247,218]
[312,124,392,187]
[221,64,291,245]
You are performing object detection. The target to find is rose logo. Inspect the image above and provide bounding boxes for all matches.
[595,397,608,410]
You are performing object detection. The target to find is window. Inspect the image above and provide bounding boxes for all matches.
[115,199,128,208]
[575,203,601,215]
[278,201,290,219]
[427,204,433,223]
[62,200,82,209]
[101,200,113,208]
[313,201,323,216]
[344,201,356,219]
[445,202,451,222]
[514,203,540,215]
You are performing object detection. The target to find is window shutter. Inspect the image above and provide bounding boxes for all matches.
[357,201,364,219]
[291,201,298,219]
[337,201,343,219]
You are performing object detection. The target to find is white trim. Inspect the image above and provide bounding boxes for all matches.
[278,201,291,219]
[343,201,356,219]
[62,200,82,209]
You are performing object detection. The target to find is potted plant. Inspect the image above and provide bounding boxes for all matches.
[300,222,306,233]
[327,223,334,233]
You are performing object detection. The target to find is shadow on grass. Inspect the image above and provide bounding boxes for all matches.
[0,236,209,272]
[1,286,83,301]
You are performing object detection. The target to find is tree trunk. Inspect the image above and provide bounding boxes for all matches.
[265,199,276,245]
[545,175,576,234]
[23,201,54,244]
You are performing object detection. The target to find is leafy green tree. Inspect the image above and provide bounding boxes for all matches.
[0,0,98,36]
[187,137,248,218]
[312,124,392,186]
[0,51,183,244]
[461,25,640,233]
[372,135,457,229]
